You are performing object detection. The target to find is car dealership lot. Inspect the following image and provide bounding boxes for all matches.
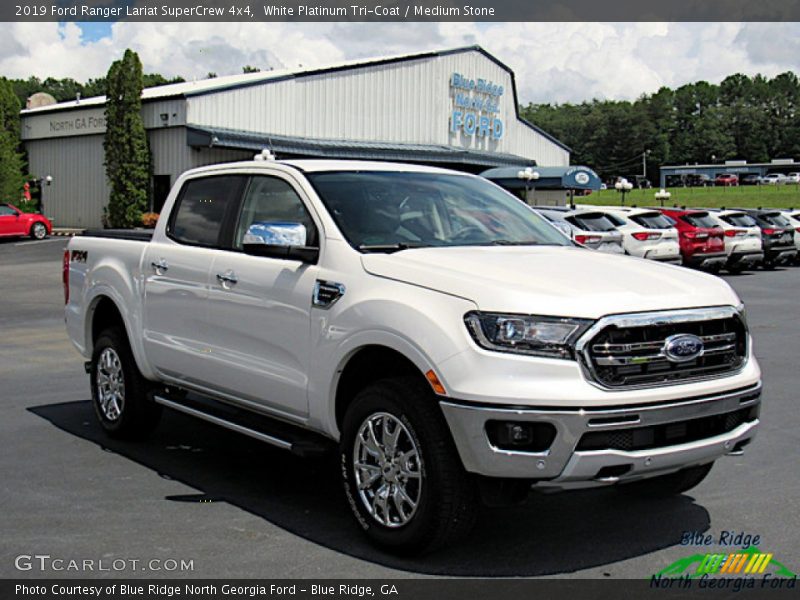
[1,238,798,579]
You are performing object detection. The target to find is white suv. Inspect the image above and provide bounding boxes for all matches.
[533,207,624,254]
[579,206,681,263]
[708,210,764,273]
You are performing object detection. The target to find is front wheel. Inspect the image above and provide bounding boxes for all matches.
[30,222,47,240]
[340,377,477,554]
[90,327,162,439]
[617,462,714,498]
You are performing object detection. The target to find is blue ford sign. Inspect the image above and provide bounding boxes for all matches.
[664,334,705,362]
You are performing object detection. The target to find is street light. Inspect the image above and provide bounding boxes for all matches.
[36,175,53,214]
[614,178,633,205]
[517,166,540,202]
[655,188,671,207]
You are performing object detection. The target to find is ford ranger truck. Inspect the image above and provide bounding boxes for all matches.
[64,159,761,553]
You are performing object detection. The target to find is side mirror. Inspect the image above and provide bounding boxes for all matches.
[242,221,319,264]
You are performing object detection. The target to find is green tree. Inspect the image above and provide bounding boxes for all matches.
[0,78,25,203]
[103,49,152,228]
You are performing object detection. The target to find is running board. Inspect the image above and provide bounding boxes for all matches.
[153,393,334,458]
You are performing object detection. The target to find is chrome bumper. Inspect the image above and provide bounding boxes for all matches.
[440,383,761,487]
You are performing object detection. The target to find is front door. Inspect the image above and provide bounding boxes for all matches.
[0,205,24,236]
[204,175,320,419]
[142,175,247,387]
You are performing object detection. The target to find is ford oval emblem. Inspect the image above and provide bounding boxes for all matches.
[664,334,704,362]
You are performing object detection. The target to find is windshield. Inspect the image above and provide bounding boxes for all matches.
[722,213,757,227]
[761,213,791,227]
[567,213,619,232]
[306,171,571,251]
[682,213,718,228]
[631,212,674,229]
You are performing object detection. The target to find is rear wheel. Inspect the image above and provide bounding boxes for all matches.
[340,376,477,554]
[90,327,161,439]
[30,222,47,240]
[617,462,714,497]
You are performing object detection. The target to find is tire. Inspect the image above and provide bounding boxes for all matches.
[340,376,477,554]
[726,265,743,275]
[90,327,162,440]
[617,462,714,498]
[30,222,47,240]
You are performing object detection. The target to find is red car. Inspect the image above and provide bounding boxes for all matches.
[0,203,52,240]
[658,208,727,271]
[714,173,739,186]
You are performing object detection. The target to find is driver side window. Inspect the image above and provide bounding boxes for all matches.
[234,176,316,249]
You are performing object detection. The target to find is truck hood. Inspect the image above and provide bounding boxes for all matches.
[360,246,740,319]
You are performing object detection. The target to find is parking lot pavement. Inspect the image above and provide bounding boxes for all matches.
[1,237,798,579]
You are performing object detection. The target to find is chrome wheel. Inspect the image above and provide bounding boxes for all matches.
[353,412,422,528]
[32,223,46,239]
[96,347,125,421]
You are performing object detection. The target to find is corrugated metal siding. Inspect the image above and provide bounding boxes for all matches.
[186,49,569,166]
[25,136,108,229]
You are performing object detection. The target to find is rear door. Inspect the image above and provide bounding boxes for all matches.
[142,174,247,386]
[203,174,321,419]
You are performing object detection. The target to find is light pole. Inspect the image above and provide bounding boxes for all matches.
[615,178,633,206]
[655,188,671,207]
[37,175,53,214]
[517,166,540,203]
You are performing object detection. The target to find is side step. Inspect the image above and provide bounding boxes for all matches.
[153,392,335,458]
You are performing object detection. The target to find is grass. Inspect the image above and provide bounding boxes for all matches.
[580,185,800,209]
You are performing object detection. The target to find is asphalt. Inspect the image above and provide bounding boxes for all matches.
[0,236,798,579]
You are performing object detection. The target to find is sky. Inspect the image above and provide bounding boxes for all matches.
[1,21,799,104]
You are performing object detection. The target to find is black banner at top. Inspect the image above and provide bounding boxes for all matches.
[4,0,800,22]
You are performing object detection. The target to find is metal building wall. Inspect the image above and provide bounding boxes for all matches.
[25,135,108,229]
[186,50,570,166]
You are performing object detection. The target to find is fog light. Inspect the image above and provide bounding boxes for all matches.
[486,421,557,452]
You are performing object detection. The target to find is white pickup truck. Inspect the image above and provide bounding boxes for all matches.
[64,159,761,553]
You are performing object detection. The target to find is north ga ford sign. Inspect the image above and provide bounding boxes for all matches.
[449,72,504,140]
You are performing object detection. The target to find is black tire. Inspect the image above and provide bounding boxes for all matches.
[340,376,477,554]
[90,327,161,440]
[617,462,714,498]
[30,222,47,240]
[726,265,743,275]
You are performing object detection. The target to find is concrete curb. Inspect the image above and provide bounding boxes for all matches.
[52,229,85,237]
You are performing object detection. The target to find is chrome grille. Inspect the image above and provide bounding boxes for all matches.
[578,307,747,388]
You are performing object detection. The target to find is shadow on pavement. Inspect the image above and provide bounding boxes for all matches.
[29,400,711,577]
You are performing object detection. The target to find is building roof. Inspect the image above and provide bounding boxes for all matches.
[20,45,570,153]
[187,126,536,168]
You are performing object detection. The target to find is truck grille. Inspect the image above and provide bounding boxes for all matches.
[579,308,747,388]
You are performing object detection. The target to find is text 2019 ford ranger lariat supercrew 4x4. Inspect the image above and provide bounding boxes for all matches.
[64,159,761,553]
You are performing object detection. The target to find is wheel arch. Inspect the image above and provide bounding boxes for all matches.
[333,344,434,432]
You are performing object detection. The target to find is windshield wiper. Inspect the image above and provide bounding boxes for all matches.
[358,242,429,253]
[487,239,541,246]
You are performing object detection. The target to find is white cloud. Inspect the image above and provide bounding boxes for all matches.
[1,21,799,104]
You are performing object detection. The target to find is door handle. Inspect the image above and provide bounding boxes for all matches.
[151,259,168,273]
[216,271,238,287]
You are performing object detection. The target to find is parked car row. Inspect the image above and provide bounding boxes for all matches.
[553,203,800,274]
[664,172,800,187]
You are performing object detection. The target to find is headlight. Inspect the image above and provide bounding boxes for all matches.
[464,311,593,359]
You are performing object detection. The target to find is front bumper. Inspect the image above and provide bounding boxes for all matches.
[440,383,760,487]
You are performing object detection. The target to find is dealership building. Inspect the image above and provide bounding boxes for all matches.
[21,45,573,229]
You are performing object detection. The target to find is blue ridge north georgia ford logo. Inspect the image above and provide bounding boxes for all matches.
[664,334,705,362]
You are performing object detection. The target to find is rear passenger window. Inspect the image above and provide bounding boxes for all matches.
[169,176,246,247]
